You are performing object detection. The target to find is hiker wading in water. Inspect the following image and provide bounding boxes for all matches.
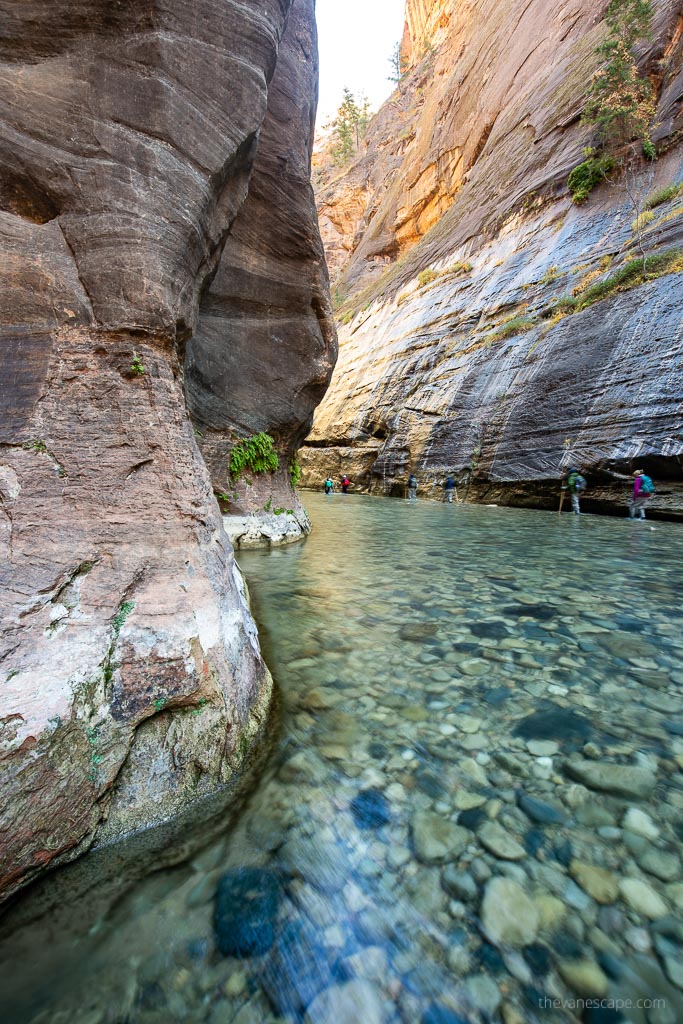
[442,475,457,503]
[629,469,655,520]
[407,473,418,501]
[563,467,587,514]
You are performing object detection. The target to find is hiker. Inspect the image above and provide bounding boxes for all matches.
[442,475,457,503]
[340,474,351,494]
[563,467,587,514]
[629,469,654,520]
[324,476,334,495]
[407,473,418,501]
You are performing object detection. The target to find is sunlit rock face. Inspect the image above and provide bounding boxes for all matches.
[305,0,683,515]
[401,0,454,68]
[0,0,334,901]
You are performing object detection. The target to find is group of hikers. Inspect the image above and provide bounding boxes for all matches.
[324,475,350,494]
[561,467,655,518]
[408,473,457,503]
[324,468,656,518]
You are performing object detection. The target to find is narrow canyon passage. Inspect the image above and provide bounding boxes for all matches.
[1,495,682,1023]
[2,0,683,1021]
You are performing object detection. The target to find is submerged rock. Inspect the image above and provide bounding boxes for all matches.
[262,918,334,1017]
[279,836,348,893]
[619,879,669,919]
[469,621,510,640]
[481,878,540,948]
[564,760,657,799]
[478,822,526,861]
[422,1004,470,1024]
[213,868,281,958]
[513,706,593,746]
[304,979,384,1024]
[557,959,609,999]
[503,605,559,622]
[517,793,567,826]
[569,861,619,904]
[411,812,469,864]
[399,623,439,642]
[350,788,391,830]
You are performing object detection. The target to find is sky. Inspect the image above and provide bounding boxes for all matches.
[315,0,406,128]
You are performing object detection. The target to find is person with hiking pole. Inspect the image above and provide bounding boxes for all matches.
[561,467,587,514]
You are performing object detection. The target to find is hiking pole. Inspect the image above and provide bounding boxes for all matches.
[558,488,565,515]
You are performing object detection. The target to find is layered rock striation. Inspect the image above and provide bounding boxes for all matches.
[304,0,683,516]
[186,0,336,545]
[0,0,334,902]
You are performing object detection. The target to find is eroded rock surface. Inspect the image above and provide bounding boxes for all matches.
[186,0,337,540]
[0,0,334,901]
[304,0,683,515]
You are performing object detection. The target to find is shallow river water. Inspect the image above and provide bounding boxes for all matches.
[1,494,683,1024]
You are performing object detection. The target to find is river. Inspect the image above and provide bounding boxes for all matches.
[1,493,682,1024]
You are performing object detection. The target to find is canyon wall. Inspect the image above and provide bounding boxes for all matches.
[304,0,683,516]
[0,0,334,902]
[186,0,336,546]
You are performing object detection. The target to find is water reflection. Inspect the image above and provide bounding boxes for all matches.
[1,495,682,1024]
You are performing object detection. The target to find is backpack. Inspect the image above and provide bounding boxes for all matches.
[640,474,654,494]
[568,472,586,492]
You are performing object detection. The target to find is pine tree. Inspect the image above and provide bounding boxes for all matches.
[569,0,656,203]
[388,42,404,85]
[329,88,372,167]
[582,0,655,152]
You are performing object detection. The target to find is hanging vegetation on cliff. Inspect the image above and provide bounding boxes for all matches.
[569,0,655,203]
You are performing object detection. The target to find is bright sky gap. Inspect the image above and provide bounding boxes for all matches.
[315,0,406,128]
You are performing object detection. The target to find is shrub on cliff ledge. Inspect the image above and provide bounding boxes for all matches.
[644,182,683,210]
[547,247,683,316]
[491,316,536,340]
[568,149,615,204]
[631,209,655,233]
[229,433,279,480]
[417,267,439,287]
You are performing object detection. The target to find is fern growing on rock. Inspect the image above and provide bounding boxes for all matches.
[229,433,279,480]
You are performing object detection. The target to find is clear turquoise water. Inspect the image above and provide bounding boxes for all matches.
[1,494,682,1023]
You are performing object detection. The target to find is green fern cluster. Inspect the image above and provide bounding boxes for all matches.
[229,433,279,480]
[289,455,302,488]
